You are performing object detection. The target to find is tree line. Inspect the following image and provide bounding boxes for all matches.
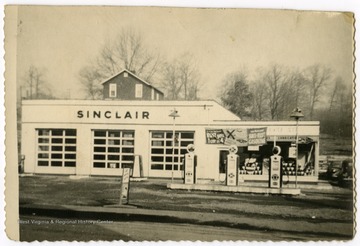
[20,27,353,137]
[219,64,353,137]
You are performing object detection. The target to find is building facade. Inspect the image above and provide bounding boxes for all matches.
[101,69,164,100]
[21,100,320,184]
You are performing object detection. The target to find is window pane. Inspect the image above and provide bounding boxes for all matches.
[94,147,106,152]
[122,155,134,161]
[108,155,120,160]
[51,153,62,159]
[94,162,105,168]
[38,153,49,159]
[181,132,194,139]
[94,154,105,160]
[151,148,164,154]
[122,148,134,153]
[94,139,106,145]
[151,164,163,170]
[108,131,120,138]
[51,161,62,167]
[52,129,63,136]
[107,163,119,168]
[122,140,134,146]
[152,132,164,138]
[65,129,76,136]
[108,147,120,153]
[65,146,76,152]
[152,140,164,146]
[64,161,76,167]
[152,156,164,162]
[65,138,76,144]
[38,138,49,144]
[65,154,76,160]
[38,161,49,166]
[52,138,63,144]
[94,131,106,137]
[51,146,63,151]
[108,139,120,145]
[38,146,49,151]
[38,130,50,136]
[123,131,134,138]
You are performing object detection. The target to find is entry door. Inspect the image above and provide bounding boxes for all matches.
[219,150,228,174]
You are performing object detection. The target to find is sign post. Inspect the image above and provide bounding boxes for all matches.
[120,168,131,205]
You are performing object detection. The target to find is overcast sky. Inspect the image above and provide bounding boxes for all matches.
[16,6,354,99]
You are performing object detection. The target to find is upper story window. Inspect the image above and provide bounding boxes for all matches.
[124,72,128,78]
[109,84,117,98]
[151,88,155,100]
[135,84,143,98]
[156,93,160,101]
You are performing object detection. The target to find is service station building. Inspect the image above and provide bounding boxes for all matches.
[20,70,320,185]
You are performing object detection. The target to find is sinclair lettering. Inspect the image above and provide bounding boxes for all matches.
[77,110,150,119]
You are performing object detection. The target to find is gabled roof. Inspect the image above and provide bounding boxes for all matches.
[100,69,163,94]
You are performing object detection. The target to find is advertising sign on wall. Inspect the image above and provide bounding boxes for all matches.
[206,128,248,146]
[247,128,267,146]
[206,128,266,146]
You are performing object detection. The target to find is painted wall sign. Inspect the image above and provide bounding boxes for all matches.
[77,110,150,120]
[247,128,267,146]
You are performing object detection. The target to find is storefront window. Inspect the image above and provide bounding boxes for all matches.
[150,131,194,171]
[92,130,135,169]
[238,141,316,177]
[36,129,77,167]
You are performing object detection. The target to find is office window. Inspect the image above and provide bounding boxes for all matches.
[109,84,117,97]
[36,129,77,167]
[92,130,135,169]
[135,84,143,98]
[150,131,194,171]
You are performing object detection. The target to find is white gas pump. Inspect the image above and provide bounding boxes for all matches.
[226,145,239,186]
[184,144,197,184]
[269,146,283,188]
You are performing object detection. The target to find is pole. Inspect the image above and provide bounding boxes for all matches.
[171,117,175,183]
[295,119,299,188]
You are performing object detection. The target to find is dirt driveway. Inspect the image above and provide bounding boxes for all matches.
[19,175,354,241]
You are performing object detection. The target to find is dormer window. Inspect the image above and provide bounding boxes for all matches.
[109,84,117,98]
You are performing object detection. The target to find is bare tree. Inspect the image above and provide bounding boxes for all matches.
[161,53,201,100]
[161,62,183,100]
[304,64,331,119]
[263,64,287,120]
[80,27,162,98]
[79,67,103,100]
[250,79,268,120]
[219,70,253,118]
[21,66,53,99]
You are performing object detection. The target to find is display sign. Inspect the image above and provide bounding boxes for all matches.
[248,128,267,146]
[120,168,131,205]
[288,146,297,158]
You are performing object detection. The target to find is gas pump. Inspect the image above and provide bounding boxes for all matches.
[184,144,197,184]
[226,145,239,186]
[269,146,283,188]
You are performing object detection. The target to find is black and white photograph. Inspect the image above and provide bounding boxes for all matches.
[3,2,357,242]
